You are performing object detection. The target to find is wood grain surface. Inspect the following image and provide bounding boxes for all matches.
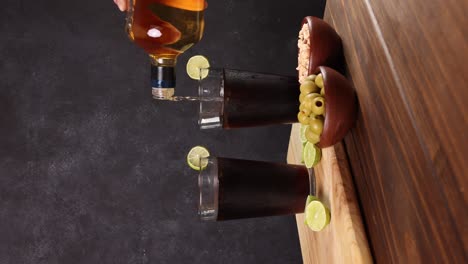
[323,0,468,262]
[287,124,372,264]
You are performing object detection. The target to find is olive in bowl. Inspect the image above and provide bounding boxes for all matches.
[315,66,357,148]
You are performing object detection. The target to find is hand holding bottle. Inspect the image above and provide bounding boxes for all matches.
[114,0,208,12]
[120,0,208,100]
[114,0,128,11]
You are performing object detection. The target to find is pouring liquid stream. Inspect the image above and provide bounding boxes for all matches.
[154,95,223,102]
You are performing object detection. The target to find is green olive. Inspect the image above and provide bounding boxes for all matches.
[320,87,325,96]
[311,96,325,116]
[297,112,309,125]
[308,111,324,120]
[300,81,320,94]
[305,127,321,144]
[308,117,324,135]
[314,114,324,121]
[305,74,317,82]
[303,93,321,110]
[299,103,312,116]
[315,73,324,89]
[299,92,307,103]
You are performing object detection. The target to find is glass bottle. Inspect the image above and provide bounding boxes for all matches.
[126,0,206,100]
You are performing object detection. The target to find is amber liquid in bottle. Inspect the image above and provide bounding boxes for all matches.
[126,0,205,99]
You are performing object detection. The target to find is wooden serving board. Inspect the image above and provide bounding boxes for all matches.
[287,123,372,264]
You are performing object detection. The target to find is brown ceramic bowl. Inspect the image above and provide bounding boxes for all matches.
[316,66,357,148]
[302,16,343,75]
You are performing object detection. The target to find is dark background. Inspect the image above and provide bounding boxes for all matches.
[0,0,325,263]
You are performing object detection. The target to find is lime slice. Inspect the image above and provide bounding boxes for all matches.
[305,195,318,206]
[186,55,210,80]
[187,146,210,171]
[304,195,319,224]
[303,142,322,168]
[300,124,309,144]
[299,125,309,164]
[305,200,331,231]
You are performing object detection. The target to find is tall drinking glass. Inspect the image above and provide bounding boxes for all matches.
[198,156,310,221]
[198,68,300,129]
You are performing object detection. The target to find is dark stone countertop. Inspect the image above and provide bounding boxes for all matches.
[0,0,325,263]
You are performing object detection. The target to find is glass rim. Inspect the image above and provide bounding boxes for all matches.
[197,68,224,130]
[197,67,222,95]
[198,156,219,221]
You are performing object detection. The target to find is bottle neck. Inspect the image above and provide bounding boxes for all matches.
[150,56,177,100]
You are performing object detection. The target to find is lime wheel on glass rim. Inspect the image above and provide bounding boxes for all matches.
[186,55,210,80]
[187,146,210,171]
